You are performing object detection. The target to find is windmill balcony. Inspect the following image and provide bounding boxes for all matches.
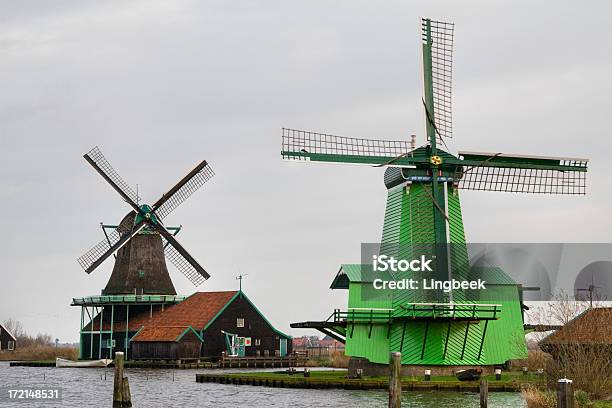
[331,303,502,326]
[71,294,187,306]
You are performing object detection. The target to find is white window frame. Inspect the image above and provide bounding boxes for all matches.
[236,318,245,328]
[8,340,15,350]
[255,338,261,346]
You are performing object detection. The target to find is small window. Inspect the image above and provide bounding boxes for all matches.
[8,341,15,350]
[236,318,245,328]
[255,339,261,346]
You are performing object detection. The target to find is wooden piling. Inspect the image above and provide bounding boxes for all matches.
[113,352,132,408]
[122,378,131,405]
[557,379,574,408]
[389,352,401,408]
[479,378,488,408]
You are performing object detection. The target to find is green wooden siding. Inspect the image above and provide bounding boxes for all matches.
[340,181,527,366]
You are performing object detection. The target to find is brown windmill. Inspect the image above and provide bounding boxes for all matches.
[73,147,214,360]
[77,147,214,295]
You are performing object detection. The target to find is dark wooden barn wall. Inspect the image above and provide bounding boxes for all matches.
[201,295,292,358]
[131,331,201,360]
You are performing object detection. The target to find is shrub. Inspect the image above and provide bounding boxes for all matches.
[574,389,590,408]
[522,385,556,408]
[329,350,349,368]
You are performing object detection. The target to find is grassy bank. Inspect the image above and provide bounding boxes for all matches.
[0,346,78,362]
[196,369,544,392]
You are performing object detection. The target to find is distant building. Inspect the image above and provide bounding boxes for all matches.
[0,324,16,351]
[292,334,345,359]
[319,335,344,349]
[540,307,612,358]
[130,291,292,360]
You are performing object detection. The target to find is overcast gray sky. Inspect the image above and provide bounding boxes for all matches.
[1,1,611,342]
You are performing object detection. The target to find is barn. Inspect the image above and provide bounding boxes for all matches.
[131,326,203,360]
[0,323,16,351]
[540,307,612,359]
[130,291,292,360]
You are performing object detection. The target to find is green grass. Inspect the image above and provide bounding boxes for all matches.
[216,369,543,386]
[592,401,612,408]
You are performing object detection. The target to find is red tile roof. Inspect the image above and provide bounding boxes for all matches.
[132,326,191,342]
[129,291,238,342]
[147,291,238,329]
[85,291,238,332]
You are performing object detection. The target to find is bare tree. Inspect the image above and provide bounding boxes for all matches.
[2,318,24,338]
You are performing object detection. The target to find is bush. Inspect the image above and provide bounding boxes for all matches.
[329,350,349,368]
[513,349,553,372]
[574,389,590,408]
[303,350,349,368]
[544,345,612,400]
[522,385,556,408]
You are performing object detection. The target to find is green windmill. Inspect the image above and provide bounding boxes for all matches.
[284,18,588,369]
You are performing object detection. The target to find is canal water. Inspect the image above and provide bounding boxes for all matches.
[1,362,526,407]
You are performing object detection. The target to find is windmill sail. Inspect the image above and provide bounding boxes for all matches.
[152,160,215,220]
[160,231,209,285]
[281,128,415,166]
[84,147,140,207]
[457,151,588,194]
[77,212,144,273]
[422,19,454,145]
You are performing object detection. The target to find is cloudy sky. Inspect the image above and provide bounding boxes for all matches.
[1,1,611,342]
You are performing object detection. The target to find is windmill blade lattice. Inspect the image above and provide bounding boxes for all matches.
[161,234,209,286]
[152,161,214,220]
[77,211,142,272]
[84,147,140,206]
[282,128,413,163]
[457,152,588,194]
[422,19,454,144]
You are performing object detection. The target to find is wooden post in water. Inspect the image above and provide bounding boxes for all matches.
[389,352,401,408]
[113,352,132,408]
[479,378,488,408]
[557,378,574,408]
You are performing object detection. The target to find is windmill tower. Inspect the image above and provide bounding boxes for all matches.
[72,147,214,360]
[284,18,589,369]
